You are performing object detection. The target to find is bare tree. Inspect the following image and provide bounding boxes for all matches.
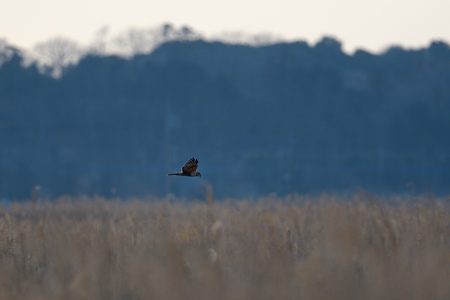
[177,26,201,41]
[160,23,176,41]
[0,39,18,66]
[156,24,201,42]
[112,23,203,57]
[113,28,155,57]
[88,26,110,55]
[33,37,82,78]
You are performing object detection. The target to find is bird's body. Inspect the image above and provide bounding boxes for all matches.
[168,157,202,177]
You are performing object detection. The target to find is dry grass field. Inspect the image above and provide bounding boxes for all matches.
[0,193,449,300]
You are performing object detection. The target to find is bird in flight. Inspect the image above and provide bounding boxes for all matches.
[168,157,202,177]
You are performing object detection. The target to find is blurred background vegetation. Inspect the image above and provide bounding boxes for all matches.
[1,24,450,199]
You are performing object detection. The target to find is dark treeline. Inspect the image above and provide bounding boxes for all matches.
[1,37,450,199]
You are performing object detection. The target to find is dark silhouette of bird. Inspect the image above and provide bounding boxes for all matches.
[168,157,202,177]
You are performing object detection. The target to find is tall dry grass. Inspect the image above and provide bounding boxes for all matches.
[0,194,449,300]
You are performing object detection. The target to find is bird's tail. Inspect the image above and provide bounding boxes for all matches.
[168,173,182,176]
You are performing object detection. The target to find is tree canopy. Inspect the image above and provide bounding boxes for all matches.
[1,37,450,199]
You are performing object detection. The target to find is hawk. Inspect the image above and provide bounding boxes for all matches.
[168,157,202,177]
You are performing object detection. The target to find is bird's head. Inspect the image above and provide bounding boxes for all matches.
[196,172,202,177]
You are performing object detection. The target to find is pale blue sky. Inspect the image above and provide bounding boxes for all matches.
[1,0,449,53]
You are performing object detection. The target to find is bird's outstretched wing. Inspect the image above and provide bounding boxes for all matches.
[182,157,198,174]
[168,157,201,176]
